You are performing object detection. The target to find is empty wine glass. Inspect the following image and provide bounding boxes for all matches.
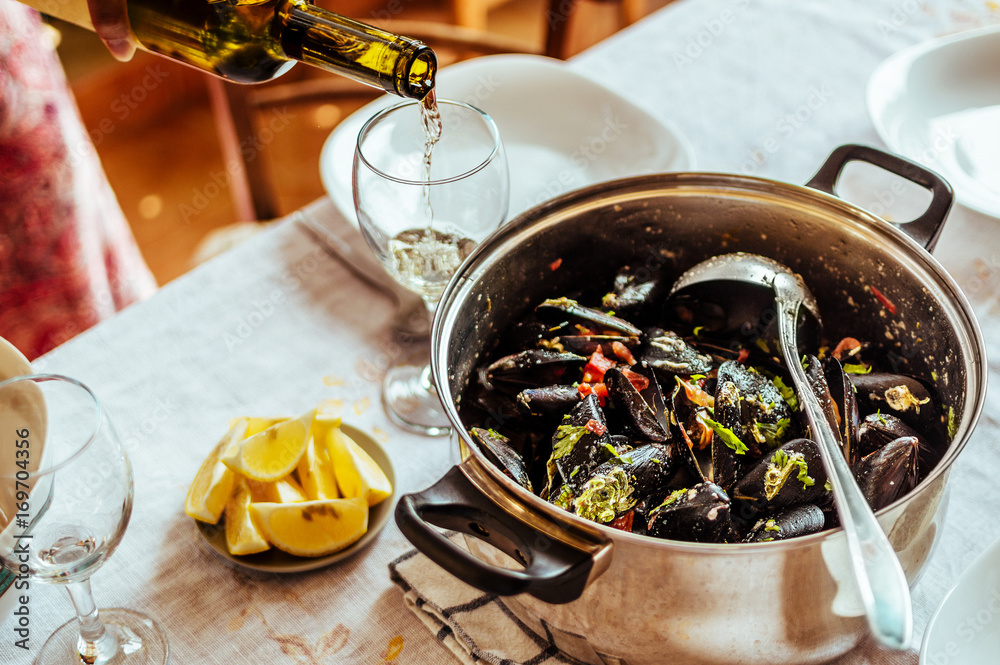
[353,96,509,436]
[0,374,168,664]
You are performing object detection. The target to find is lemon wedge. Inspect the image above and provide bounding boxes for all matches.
[235,416,291,438]
[225,477,271,555]
[247,475,308,503]
[297,415,342,500]
[326,427,392,506]
[184,419,248,524]
[221,409,314,482]
[248,498,368,557]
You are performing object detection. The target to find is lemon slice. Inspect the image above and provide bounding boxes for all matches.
[184,419,248,523]
[326,427,392,506]
[248,498,368,557]
[297,414,342,500]
[221,409,314,482]
[247,475,308,503]
[225,477,271,555]
[228,416,290,438]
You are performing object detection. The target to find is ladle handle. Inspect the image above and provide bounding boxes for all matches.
[773,283,912,650]
[805,144,953,252]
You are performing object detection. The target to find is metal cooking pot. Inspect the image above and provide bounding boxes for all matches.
[396,145,987,664]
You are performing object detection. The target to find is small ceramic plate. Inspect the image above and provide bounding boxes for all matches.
[920,535,1000,663]
[868,25,1000,218]
[320,54,694,225]
[195,423,395,573]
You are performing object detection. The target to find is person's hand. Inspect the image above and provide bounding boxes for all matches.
[86,0,136,61]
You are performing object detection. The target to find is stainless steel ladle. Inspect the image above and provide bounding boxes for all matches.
[670,252,912,650]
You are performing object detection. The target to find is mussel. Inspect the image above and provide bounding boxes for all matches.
[853,435,920,511]
[471,428,533,492]
[646,482,735,543]
[744,504,826,542]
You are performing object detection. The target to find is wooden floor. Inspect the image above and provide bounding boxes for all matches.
[59,0,662,285]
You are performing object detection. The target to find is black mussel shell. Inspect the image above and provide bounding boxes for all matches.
[517,385,580,417]
[715,360,795,455]
[744,504,826,542]
[646,482,735,543]
[854,435,920,511]
[850,372,937,425]
[535,297,642,337]
[731,438,831,521]
[822,356,861,467]
[486,349,586,389]
[605,367,669,443]
[551,335,641,357]
[590,443,675,498]
[803,355,850,461]
[600,264,665,320]
[470,427,533,492]
[543,394,614,501]
[641,329,715,378]
[669,382,713,483]
[858,412,945,473]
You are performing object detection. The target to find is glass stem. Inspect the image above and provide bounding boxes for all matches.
[420,295,439,393]
[65,579,118,664]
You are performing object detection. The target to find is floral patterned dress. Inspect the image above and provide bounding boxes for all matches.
[0,0,156,360]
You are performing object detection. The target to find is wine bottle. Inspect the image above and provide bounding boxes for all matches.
[21,0,436,98]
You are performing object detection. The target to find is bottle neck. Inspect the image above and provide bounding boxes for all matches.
[276,0,436,99]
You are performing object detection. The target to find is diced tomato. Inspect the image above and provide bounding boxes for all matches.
[870,286,898,315]
[549,258,563,271]
[611,341,636,365]
[609,510,634,532]
[832,336,861,360]
[585,419,607,435]
[581,346,616,383]
[621,367,649,391]
[736,348,750,363]
[577,382,592,397]
[590,382,608,407]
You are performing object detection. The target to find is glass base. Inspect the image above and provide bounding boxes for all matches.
[37,608,169,665]
[382,363,452,437]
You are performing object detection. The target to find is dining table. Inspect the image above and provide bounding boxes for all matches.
[6,0,1000,663]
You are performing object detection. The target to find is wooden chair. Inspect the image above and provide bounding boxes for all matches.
[208,19,541,222]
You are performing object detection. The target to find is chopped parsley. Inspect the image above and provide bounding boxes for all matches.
[573,468,637,523]
[653,488,689,513]
[843,363,871,374]
[553,424,589,459]
[764,519,781,533]
[753,417,791,449]
[947,406,957,439]
[771,376,798,411]
[764,449,815,501]
[699,414,749,454]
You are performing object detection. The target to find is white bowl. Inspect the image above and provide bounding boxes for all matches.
[320,54,694,225]
[868,24,1000,218]
[0,337,31,626]
[920,536,1000,664]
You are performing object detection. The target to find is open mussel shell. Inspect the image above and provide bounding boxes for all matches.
[853,435,921,511]
[604,366,669,443]
[548,334,641,356]
[849,371,938,426]
[669,381,714,484]
[486,348,586,389]
[535,297,642,337]
[744,504,826,543]
[646,482,735,543]
[822,356,861,466]
[544,394,614,500]
[470,427,534,493]
[858,412,945,473]
[516,385,581,417]
[600,264,665,322]
[640,329,715,379]
[731,438,831,521]
[591,443,675,497]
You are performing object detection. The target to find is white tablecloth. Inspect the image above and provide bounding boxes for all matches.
[5,0,1000,663]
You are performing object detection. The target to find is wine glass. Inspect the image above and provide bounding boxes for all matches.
[0,374,169,664]
[353,96,509,436]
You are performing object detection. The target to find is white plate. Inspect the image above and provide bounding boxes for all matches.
[868,25,1000,218]
[920,535,1000,663]
[195,423,395,573]
[320,54,694,224]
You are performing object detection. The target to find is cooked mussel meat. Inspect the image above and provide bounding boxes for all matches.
[850,372,937,425]
[731,438,831,520]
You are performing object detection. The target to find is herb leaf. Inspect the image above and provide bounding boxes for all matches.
[699,414,749,454]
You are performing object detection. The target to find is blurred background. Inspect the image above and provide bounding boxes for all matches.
[49,0,672,285]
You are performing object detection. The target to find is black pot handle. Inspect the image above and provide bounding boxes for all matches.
[395,465,603,604]
[805,144,954,252]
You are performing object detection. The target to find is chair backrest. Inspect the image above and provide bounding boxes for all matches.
[209,19,541,222]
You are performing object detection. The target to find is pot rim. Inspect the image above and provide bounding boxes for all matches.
[433,170,988,552]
